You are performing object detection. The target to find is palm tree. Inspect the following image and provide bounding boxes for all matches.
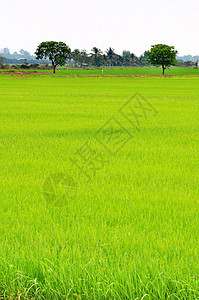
[103,54,107,66]
[131,53,135,67]
[106,47,115,66]
[91,47,102,66]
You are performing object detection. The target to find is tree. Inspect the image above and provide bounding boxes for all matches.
[196,59,199,69]
[71,49,81,66]
[122,51,131,66]
[79,50,89,67]
[145,44,178,75]
[0,56,5,68]
[91,47,103,66]
[102,54,107,66]
[35,41,71,73]
[131,53,136,66]
[106,47,115,66]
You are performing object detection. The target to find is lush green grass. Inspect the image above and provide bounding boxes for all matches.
[1,66,199,76]
[0,75,199,299]
[54,67,199,76]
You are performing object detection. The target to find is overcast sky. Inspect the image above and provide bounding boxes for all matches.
[1,0,198,56]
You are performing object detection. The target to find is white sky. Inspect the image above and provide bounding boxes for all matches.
[1,0,198,56]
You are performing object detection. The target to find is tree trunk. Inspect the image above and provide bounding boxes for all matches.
[162,64,165,75]
[53,65,56,73]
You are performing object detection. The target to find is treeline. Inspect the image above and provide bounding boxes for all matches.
[0,46,150,67]
[1,46,198,69]
[68,47,149,67]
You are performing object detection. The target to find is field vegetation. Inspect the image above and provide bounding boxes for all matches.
[0,75,199,299]
[0,66,199,76]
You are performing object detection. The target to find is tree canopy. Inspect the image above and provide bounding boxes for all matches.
[35,41,71,73]
[33,42,179,71]
[145,44,178,75]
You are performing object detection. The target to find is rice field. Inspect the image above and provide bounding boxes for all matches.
[0,66,199,76]
[0,75,199,299]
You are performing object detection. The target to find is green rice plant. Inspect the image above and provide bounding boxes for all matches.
[0,75,198,299]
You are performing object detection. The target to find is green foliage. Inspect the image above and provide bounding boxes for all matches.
[145,44,178,74]
[35,41,71,73]
[91,47,103,67]
[106,47,115,66]
[71,48,81,66]
[0,56,5,67]
[70,47,150,68]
